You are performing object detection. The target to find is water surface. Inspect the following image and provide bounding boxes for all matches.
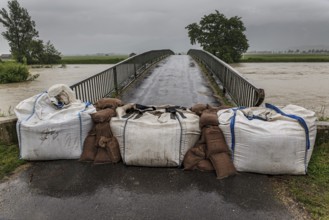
[0,64,113,118]
[231,62,329,117]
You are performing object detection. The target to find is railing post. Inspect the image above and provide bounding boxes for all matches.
[134,63,137,78]
[113,67,118,94]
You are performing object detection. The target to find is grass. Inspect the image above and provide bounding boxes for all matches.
[241,54,329,62]
[275,143,329,219]
[0,142,25,180]
[62,55,128,64]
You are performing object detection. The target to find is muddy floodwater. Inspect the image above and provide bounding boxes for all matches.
[231,62,329,118]
[0,64,113,119]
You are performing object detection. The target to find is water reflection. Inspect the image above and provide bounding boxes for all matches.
[231,62,329,117]
[0,64,113,118]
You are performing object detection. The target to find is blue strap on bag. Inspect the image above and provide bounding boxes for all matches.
[265,103,310,150]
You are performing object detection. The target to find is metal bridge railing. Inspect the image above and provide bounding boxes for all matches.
[188,49,265,107]
[70,49,174,103]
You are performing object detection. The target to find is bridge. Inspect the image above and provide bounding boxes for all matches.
[70,49,265,108]
[1,50,306,219]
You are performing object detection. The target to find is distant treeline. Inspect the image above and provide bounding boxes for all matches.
[241,54,329,62]
[61,55,128,64]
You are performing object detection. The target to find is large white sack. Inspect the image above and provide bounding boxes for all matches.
[15,91,96,160]
[110,104,201,167]
[218,103,317,175]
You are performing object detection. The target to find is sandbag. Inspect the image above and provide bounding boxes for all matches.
[95,122,113,146]
[199,110,219,128]
[209,153,236,179]
[91,108,116,123]
[15,89,95,160]
[196,159,215,172]
[218,103,317,175]
[95,98,123,110]
[190,104,207,116]
[79,135,97,162]
[110,104,201,167]
[204,126,229,158]
[183,150,202,170]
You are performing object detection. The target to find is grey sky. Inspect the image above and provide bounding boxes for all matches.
[1,0,329,54]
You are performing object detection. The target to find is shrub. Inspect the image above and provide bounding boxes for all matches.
[0,62,29,83]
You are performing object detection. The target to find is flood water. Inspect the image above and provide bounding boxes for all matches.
[1,62,329,119]
[231,62,329,118]
[0,64,113,119]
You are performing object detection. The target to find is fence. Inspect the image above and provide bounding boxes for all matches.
[188,49,265,107]
[70,49,174,103]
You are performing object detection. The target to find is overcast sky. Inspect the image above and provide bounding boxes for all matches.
[1,0,329,55]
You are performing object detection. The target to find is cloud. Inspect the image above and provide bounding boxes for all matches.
[0,0,329,54]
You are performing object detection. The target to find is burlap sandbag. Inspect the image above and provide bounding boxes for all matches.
[183,150,203,170]
[91,108,116,123]
[190,104,207,116]
[79,135,97,162]
[95,122,112,146]
[191,144,206,158]
[205,126,229,158]
[196,159,215,172]
[210,153,236,179]
[94,98,123,110]
[94,147,112,164]
[106,137,121,163]
[200,110,219,128]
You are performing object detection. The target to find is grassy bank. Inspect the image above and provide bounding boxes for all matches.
[62,55,128,64]
[241,54,329,62]
[275,143,329,219]
[0,142,25,180]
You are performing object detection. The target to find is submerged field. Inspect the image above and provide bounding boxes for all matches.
[241,54,329,62]
[62,55,128,64]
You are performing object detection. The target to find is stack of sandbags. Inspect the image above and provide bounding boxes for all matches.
[184,104,236,179]
[80,98,123,164]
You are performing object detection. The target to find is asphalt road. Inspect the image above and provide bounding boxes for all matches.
[0,55,293,220]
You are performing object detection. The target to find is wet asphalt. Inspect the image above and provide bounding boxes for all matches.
[0,55,293,220]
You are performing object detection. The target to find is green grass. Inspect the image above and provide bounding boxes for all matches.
[62,55,128,64]
[241,54,329,62]
[0,142,25,180]
[280,143,329,219]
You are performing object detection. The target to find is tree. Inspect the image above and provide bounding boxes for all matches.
[26,39,44,64]
[186,10,249,63]
[41,41,61,64]
[0,0,39,63]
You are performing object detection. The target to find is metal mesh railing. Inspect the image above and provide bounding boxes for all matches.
[188,49,265,107]
[70,49,174,103]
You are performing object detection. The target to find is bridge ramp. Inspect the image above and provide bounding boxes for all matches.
[121,55,219,107]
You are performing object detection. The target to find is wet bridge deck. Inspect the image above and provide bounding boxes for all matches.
[121,55,219,107]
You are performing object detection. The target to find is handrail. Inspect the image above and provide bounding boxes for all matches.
[188,49,265,107]
[70,49,174,103]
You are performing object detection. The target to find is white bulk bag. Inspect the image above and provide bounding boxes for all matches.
[217,103,317,175]
[110,104,201,167]
[15,86,96,160]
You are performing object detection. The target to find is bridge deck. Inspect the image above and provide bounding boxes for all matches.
[121,55,219,107]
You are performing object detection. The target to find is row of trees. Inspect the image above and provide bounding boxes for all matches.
[0,0,61,64]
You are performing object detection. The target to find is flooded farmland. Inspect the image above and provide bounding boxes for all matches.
[231,62,329,118]
[0,64,113,119]
[1,62,329,120]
